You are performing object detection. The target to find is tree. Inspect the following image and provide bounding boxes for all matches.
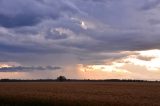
[56,76,67,81]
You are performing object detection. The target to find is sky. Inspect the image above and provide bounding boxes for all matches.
[0,0,160,80]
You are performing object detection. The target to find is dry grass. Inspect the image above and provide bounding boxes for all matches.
[0,82,160,106]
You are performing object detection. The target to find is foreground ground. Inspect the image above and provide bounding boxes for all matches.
[0,82,160,106]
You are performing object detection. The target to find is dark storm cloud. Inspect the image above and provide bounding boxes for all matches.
[0,66,61,72]
[0,42,67,54]
[0,0,160,66]
[0,14,40,28]
[141,0,160,10]
[0,0,78,28]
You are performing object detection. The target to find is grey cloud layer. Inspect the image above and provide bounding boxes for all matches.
[0,66,61,72]
[0,0,160,65]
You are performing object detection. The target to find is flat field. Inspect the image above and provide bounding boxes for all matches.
[0,82,160,106]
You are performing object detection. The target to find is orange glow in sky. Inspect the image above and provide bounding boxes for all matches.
[0,64,12,68]
[77,50,160,80]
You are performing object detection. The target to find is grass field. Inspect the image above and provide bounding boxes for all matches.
[0,82,160,106]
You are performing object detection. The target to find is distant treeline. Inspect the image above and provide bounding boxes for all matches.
[0,79,159,82]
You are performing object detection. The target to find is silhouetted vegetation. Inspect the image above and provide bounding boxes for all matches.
[0,78,159,83]
[56,76,67,81]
